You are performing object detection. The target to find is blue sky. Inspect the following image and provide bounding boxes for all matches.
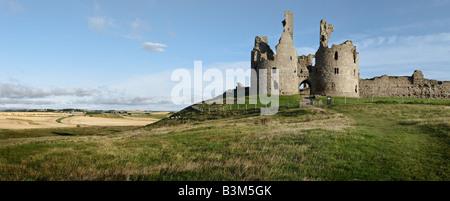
[0,0,449,111]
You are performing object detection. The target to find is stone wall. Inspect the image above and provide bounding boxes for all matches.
[250,11,449,99]
[251,36,274,95]
[310,20,360,98]
[251,11,302,95]
[275,11,301,95]
[297,54,314,81]
[359,70,450,99]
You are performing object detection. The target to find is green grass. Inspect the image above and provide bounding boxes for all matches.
[309,104,449,180]
[0,98,448,181]
[316,96,450,106]
[194,94,303,113]
[128,113,173,119]
[0,126,139,139]
[56,115,74,123]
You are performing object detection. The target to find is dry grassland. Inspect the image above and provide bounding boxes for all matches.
[0,112,163,130]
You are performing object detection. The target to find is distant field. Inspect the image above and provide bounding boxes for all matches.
[0,112,75,129]
[0,112,170,130]
[0,98,448,181]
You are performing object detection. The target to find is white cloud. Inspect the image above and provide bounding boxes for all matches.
[141,42,167,52]
[356,32,450,67]
[104,61,250,109]
[352,32,450,80]
[0,84,97,98]
[75,96,171,106]
[87,16,116,33]
[0,99,53,105]
[0,61,253,111]
[0,82,177,110]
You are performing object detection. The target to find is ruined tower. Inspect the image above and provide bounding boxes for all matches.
[310,20,360,97]
[275,11,301,95]
[250,12,449,99]
[251,11,308,95]
[251,12,359,97]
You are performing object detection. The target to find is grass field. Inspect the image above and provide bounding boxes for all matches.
[316,96,450,106]
[126,112,175,120]
[0,96,448,181]
[0,126,140,139]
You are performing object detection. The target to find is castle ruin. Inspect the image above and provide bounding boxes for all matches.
[251,11,450,99]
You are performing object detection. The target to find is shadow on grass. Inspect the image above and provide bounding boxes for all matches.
[277,109,311,117]
[398,121,419,126]
[108,130,123,133]
[417,123,450,141]
[52,132,75,136]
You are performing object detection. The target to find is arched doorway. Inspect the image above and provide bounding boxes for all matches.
[299,80,311,95]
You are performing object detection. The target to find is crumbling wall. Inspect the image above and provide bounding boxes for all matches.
[319,19,334,48]
[310,20,360,98]
[251,12,449,99]
[359,70,450,99]
[275,11,301,95]
[251,36,275,95]
[297,54,313,80]
[251,11,302,95]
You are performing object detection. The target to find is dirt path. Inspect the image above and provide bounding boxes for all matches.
[302,96,326,111]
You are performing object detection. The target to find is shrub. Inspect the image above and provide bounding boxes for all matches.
[261,117,271,125]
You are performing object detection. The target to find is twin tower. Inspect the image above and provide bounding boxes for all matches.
[251,11,360,97]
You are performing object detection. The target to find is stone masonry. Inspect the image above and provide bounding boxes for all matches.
[250,11,450,99]
[359,70,450,99]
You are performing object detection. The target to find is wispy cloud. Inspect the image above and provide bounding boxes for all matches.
[0,84,97,99]
[0,61,253,110]
[93,1,102,13]
[125,18,151,39]
[86,1,116,34]
[75,96,171,106]
[356,32,450,66]
[141,42,167,52]
[353,32,450,80]
[381,18,450,33]
[87,16,116,33]
[0,82,174,110]
[168,30,177,37]
[0,99,53,105]
[87,2,155,42]
[0,0,23,13]
[391,0,450,13]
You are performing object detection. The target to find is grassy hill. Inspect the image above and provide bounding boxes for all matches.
[0,95,449,181]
